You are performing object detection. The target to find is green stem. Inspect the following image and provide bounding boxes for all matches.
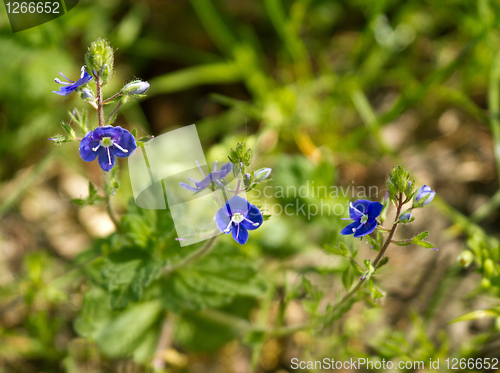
[103,91,123,104]
[105,102,122,126]
[163,236,218,276]
[488,51,500,185]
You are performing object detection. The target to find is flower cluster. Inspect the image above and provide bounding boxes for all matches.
[179,143,271,245]
[50,39,150,173]
[341,166,436,241]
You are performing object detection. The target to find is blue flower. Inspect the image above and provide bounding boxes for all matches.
[215,196,263,245]
[341,199,383,238]
[79,126,137,172]
[53,66,93,96]
[413,185,435,208]
[180,161,232,193]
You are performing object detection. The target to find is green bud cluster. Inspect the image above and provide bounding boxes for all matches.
[386,165,414,201]
[85,38,114,84]
[228,142,253,176]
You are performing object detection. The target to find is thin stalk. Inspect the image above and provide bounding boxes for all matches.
[330,193,403,314]
[105,102,122,126]
[488,50,500,185]
[163,236,218,276]
[103,91,123,104]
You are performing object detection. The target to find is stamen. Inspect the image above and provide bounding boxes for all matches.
[196,161,205,177]
[236,224,240,240]
[113,143,128,153]
[223,219,233,233]
[54,78,71,85]
[352,222,364,232]
[243,217,259,227]
[107,147,112,166]
[92,144,101,152]
[213,161,218,172]
[59,71,74,83]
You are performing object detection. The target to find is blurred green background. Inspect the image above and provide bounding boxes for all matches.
[2,0,500,372]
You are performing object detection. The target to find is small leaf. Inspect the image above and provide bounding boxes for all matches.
[449,309,500,324]
[413,231,429,241]
[342,266,354,290]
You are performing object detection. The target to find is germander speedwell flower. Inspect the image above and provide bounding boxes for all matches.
[341,199,383,238]
[79,126,137,172]
[215,196,263,245]
[53,66,93,96]
[180,161,232,193]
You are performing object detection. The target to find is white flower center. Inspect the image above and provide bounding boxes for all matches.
[232,213,244,224]
[360,214,368,224]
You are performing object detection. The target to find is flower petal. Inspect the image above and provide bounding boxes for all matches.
[179,182,200,192]
[113,127,137,158]
[215,207,232,234]
[353,221,377,238]
[79,135,99,162]
[349,200,371,219]
[225,195,250,216]
[242,204,263,231]
[340,221,359,235]
[97,148,115,172]
[232,224,249,245]
[367,201,383,223]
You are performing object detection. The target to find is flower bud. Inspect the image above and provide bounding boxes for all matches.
[254,168,272,182]
[484,259,496,279]
[81,88,94,101]
[386,165,410,199]
[398,211,412,223]
[458,251,474,268]
[243,173,251,187]
[85,38,114,83]
[413,185,436,208]
[123,80,150,95]
[481,277,491,289]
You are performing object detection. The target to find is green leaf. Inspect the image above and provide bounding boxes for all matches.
[71,182,105,208]
[342,266,354,290]
[159,244,266,313]
[324,243,349,257]
[449,309,500,324]
[413,231,429,241]
[414,240,435,250]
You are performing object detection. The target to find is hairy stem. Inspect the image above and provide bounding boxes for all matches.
[103,91,123,104]
[96,75,104,127]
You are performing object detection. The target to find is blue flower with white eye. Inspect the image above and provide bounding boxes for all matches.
[180,161,232,193]
[215,196,263,245]
[340,199,383,238]
[79,126,137,172]
[53,66,93,96]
